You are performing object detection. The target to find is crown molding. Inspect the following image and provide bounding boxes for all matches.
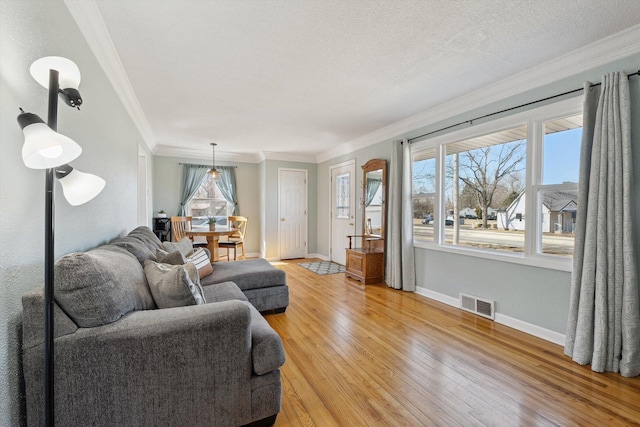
[317,24,640,163]
[64,0,157,152]
[153,145,261,163]
[153,146,318,164]
[261,151,318,163]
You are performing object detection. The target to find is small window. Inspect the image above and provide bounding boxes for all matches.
[412,148,436,243]
[536,114,582,257]
[187,173,232,222]
[335,173,350,218]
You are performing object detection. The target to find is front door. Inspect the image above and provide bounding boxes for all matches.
[279,168,308,259]
[330,160,356,265]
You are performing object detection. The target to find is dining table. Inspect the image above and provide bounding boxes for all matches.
[186,225,237,262]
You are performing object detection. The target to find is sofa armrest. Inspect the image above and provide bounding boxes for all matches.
[243,301,286,375]
[23,300,254,427]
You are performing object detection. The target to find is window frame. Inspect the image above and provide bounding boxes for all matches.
[411,96,583,272]
[185,174,233,222]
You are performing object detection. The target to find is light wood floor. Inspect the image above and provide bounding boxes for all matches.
[264,260,640,427]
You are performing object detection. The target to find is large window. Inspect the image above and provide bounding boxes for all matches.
[412,98,582,269]
[186,173,233,222]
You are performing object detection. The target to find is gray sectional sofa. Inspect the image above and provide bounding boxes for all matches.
[21,226,288,427]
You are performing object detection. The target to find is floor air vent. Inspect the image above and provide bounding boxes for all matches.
[460,293,495,320]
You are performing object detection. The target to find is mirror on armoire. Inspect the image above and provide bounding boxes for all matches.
[345,158,387,285]
[362,159,386,250]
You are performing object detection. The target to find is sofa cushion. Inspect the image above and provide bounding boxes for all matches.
[187,248,213,279]
[110,236,157,263]
[144,260,206,308]
[55,245,156,328]
[202,281,248,303]
[128,226,165,251]
[163,237,194,257]
[200,258,286,291]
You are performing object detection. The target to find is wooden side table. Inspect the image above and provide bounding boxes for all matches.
[345,247,384,285]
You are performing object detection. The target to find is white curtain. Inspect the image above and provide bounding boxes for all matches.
[386,139,415,291]
[564,72,639,377]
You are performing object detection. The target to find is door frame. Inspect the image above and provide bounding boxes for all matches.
[278,168,308,260]
[329,159,356,264]
[137,146,149,226]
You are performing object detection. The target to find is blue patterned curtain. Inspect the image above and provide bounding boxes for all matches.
[216,166,239,215]
[179,164,209,215]
[365,177,382,207]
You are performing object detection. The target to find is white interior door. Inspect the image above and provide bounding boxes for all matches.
[279,169,308,259]
[330,160,356,265]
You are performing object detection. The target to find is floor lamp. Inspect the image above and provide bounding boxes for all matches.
[17,56,105,426]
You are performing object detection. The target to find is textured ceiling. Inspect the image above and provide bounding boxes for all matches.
[72,0,640,162]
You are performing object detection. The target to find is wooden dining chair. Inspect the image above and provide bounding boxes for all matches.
[218,216,248,261]
[170,216,207,248]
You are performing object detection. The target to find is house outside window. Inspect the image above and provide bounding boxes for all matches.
[186,173,232,223]
[411,97,582,270]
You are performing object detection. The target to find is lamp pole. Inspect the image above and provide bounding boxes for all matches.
[44,68,59,427]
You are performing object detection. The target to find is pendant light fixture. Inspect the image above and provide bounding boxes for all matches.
[209,142,219,178]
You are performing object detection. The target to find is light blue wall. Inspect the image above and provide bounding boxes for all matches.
[153,157,318,259]
[0,1,145,424]
[317,53,640,337]
[407,54,640,335]
[153,156,261,254]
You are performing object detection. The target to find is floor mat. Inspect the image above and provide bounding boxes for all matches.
[298,261,346,275]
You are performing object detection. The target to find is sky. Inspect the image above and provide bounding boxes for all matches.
[543,127,582,185]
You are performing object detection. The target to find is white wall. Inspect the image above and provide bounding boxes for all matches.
[0,1,144,424]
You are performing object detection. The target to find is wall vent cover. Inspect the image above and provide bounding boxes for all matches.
[459,293,495,320]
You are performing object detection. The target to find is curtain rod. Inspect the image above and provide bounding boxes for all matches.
[178,163,237,168]
[408,69,640,143]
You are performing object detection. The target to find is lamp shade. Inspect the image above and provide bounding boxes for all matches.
[30,56,81,90]
[55,165,105,206]
[18,112,82,169]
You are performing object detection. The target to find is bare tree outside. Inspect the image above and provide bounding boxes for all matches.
[452,138,526,228]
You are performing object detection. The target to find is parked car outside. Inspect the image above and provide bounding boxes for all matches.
[421,214,433,224]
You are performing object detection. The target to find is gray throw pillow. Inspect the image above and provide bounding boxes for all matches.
[128,226,165,251]
[144,260,206,308]
[55,246,156,328]
[163,237,194,257]
[110,236,157,263]
[157,250,188,265]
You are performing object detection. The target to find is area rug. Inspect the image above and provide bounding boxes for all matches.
[298,261,346,275]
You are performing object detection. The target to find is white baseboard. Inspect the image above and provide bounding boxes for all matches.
[264,253,330,262]
[415,286,566,346]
